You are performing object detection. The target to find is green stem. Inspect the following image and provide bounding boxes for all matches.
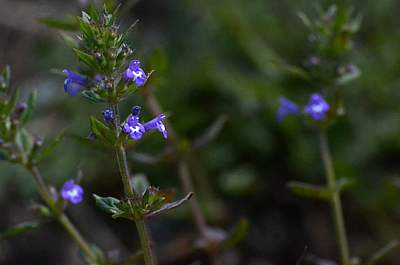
[136,219,157,265]
[27,166,98,263]
[318,132,350,265]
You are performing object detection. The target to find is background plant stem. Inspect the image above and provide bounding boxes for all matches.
[27,166,98,263]
[318,132,350,265]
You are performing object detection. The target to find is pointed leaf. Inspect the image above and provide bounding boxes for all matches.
[93,194,121,214]
[81,90,106,103]
[39,128,67,162]
[20,91,36,127]
[287,181,329,200]
[333,7,349,33]
[144,192,193,218]
[271,61,312,81]
[366,240,398,265]
[0,220,47,239]
[90,116,115,145]
[117,20,138,47]
[18,129,33,154]
[90,5,99,22]
[0,65,10,92]
[38,17,78,31]
[73,48,100,72]
[110,4,121,25]
[223,218,249,249]
[4,89,19,118]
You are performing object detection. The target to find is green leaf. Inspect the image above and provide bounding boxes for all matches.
[4,89,19,118]
[93,194,120,215]
[297,11,313,30]
[144,192,193,218]
[333,7,349,33]
[0,65,10,92]
[38,17,78,31]
[90,116,115,145]
[0,220,47,239]
[73,48,100,72]
[39,128,67,162]
[117,20,138,47]
[223,218,249,249]
[90,4,99,22]
[110,4,121,25]
[271,61,312,82]
[287,181,330,200]
[20,91,36,128]
[366,240,398,265]
[18,129,33,154]
[81,90,106,103]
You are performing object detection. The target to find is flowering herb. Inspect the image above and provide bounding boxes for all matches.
[124,60,147,86]
[305,94,330,120]
[276,97,300,123]
[63,69,88,96]
[61,180,84,204]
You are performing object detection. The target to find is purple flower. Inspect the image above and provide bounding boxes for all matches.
[124,60,147,85]
[123,108,145,140]
[63,69,88,96]
[276,97,300,123]
[102,110,114,123]
[305,94,330,120]
[144,114,168,139]
[61,180,84,204]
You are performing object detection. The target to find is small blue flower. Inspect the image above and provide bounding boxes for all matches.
[124,60,147,85]
[63,69,88,96]
[61,180,84,204]
[305,94,330,120]
[102,110,114,123]
[276,97,300,123]
[144,114,168,139]
[123,108,145,140]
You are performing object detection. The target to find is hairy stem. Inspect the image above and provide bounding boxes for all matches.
[27,166,98,263]
[136,219,157,265]
[318,132,350,265]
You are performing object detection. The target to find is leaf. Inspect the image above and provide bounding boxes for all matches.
[333,7,349,33]
[73,48,100,72]
[4,89,19,118]
[223,217,249,249]
[287,181,330,200]
[110,4,121,25]
[20,91,36,128]
[271,61,312,81]
[117,20,138,47]
[90,4,99,22]
[90,116,115,145]
[297,11,313,30]
[81,90,106,103]
[93,194,120,215]
[366,240,398,265]
[0,220,47,239]
[0,65,10,92]
[39,128,67,162]
[144,192,194,218]
[38,17,78,31]
[18,129,33,154]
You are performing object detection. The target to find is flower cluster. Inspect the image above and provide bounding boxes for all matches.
[61,180,84,204]
[123,106,168,140]
[276,93,330,123]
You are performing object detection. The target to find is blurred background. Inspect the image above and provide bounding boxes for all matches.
[2,0,400,264]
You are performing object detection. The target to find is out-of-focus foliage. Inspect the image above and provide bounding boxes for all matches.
[2,0,400,264]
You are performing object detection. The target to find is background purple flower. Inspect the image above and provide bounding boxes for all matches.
[304,94,330,120]
[61,180,84,204]
[276,97,300,123]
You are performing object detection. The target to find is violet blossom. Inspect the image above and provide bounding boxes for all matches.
[63,69,88,96]
[124,60,146,85]
[305,94,330,120]
[61,180,84,204]
[276,97,300,123]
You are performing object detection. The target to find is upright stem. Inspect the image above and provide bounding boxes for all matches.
[136,219,157,265]
[110,102,157,264]
[318,132,350,265]
[27,166,98,263]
